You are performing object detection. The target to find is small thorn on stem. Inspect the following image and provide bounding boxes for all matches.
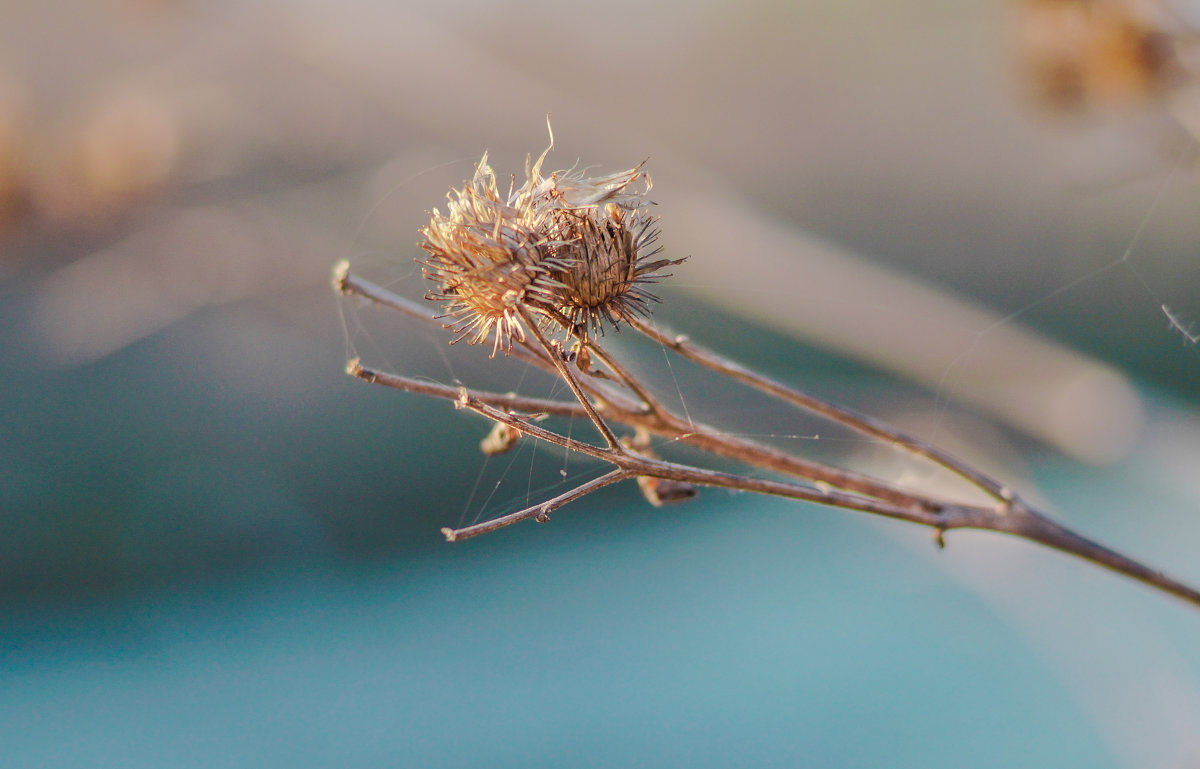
[933,529,947,550]
[535,507,551,523]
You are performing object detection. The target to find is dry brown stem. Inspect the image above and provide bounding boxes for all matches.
[336,262,1200,610]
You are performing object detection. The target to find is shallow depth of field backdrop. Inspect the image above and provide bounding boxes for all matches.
[3,1,1200,767]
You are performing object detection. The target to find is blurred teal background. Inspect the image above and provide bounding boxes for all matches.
[2,1,1200,767]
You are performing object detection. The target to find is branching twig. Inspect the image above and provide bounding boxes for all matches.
[624,315,1014,504]
[442,468,632,541]
[331,139,1200,611]
[338,263,1200,608]
[337,270,949,508]
[518,306,621,449]
[365,371,1200,607]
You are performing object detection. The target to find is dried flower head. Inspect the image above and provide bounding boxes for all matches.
[419,127,684,353]
[543,188,682,337]
[419,150,570,355]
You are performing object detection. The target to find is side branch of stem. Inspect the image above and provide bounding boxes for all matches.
[338,263,1200,611]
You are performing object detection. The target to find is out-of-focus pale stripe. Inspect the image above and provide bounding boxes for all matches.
[31,206,344,365]
[668,191,1144,464]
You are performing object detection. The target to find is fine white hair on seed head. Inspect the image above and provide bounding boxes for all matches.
[419,125,684,354]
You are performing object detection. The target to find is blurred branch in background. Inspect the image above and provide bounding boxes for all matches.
[31,205,344,365]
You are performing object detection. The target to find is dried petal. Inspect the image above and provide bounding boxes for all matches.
[636,474,699,507]
[622,428,698,507]
[480,421,520,455]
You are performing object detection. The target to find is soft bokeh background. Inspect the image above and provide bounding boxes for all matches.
[3,1,1200,767]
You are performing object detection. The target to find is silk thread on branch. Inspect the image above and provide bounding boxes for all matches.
[333,127,1200,611]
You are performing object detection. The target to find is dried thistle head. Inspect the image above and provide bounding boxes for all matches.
[419,152,571,355]
[544,189,683,337]
[419,128,684,353]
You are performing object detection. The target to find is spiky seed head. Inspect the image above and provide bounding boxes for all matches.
[547,200,682,336]
[419,129,684,353]
[420,153,569,356]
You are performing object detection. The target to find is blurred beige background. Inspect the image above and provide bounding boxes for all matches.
[5,0,1199,462]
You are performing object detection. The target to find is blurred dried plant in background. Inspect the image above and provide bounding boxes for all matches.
[1015,0,1177,110]
[0,69,32,239]
[0,72,180,242]
[31,85,180,225]
[1013,0,1200,148]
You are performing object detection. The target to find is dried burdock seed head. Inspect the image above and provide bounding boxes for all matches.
[338,117,1200,609]
[419,123,685,352]
[420,150,570,356]
[549,200,685,337]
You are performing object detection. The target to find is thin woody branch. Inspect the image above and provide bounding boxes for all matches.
[626,315,1014,504]
[442,468,631,541]
[529,300,672,418]
[340,267,946,509]
[347,358,588,418]
[453,388,1200,608]
[991,503,1200,607]
[518,306,622,450]
[455,391,949,527]
[333,134,1200,612]
[348,337,951,511]
[335,261,442,327]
